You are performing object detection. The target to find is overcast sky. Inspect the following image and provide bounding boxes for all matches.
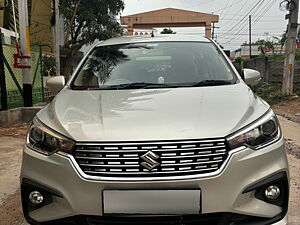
[121,0,294,50]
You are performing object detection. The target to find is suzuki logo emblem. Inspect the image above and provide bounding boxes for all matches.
[140,151,160,171]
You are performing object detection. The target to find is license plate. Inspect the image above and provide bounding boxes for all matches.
[103,190,201,215]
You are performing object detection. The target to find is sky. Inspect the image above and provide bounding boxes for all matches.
[121,0,294,50]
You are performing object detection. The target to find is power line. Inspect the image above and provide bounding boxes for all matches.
[218,14,283,17]
[221,18,283,21]
[219,0,233,19]
[217,32,285,36]
[222,0,277,44]
[220,0,248,29]
[219,4,285,26]
[178,31,284,37]
[219,27,286,31]
[252,0,280,26]
[221,0,266,37]
[219,1,282,49]
[216,28,286,35]
[185,0,217,9]
[212,0,245,13]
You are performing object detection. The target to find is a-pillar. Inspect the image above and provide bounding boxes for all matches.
[205,22,212,38]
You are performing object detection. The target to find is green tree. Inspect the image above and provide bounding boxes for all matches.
[59,0,124,78]
[273,33,287,55]
[253,39,274,55]
[160,28,176,34]
[42,55,56,77]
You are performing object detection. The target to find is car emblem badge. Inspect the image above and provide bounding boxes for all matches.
[140,151,160,171]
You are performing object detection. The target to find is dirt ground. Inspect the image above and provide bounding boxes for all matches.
[274,95,300,224]
[0,110,299,225]
[0,124,29,138]
[273,95,300,124]
[0,136,25,225]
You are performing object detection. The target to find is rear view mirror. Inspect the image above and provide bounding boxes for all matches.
[46,76,65,92]
[243,69,261,86]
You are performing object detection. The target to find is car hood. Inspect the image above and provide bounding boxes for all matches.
[37,83,270,142]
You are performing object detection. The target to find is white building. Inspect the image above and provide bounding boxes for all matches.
[232,44,285,59]
[0,27,19,45]
[121,25,157,36]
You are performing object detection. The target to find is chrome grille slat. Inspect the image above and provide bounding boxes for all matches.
[83,167,218,175]
[79,160,223,168]
[161,160,223,167]
[75,152,226,160]
[79,164,140,168]
[76,156,139,160]
[161,152,226,159]
[75,145,226,153]
[73,139,229,177]
[76,139,225,146]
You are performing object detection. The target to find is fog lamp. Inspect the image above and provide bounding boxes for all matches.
[29,191,44,205]
[265,185,281,200]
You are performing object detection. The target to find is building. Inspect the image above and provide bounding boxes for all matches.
[232,44,286,60]
[132,28,157,36]
[0,27,18,44]
[121,8,219,38]
[121,25,157,36]
[0,0,53,52]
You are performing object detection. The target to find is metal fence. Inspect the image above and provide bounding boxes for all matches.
[0,36,53,110]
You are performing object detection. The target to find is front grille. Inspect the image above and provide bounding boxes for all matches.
[27,213,275,225]
[85,214,223,225]
[73,139,229,177]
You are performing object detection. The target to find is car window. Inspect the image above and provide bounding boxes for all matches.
[72,42,236,89]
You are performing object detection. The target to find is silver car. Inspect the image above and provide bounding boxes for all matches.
[21,35,289,225]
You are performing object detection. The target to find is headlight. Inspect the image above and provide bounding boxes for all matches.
[26,118,75,155]
[227,110,281,150]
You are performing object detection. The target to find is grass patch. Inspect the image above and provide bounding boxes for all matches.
[255,83,289,106]
[295,89,300,97]
[265,55,285,61]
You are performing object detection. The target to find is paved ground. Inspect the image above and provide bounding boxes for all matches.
[0,136,24,225]
[278,116,300,225]
[0,116,299,225]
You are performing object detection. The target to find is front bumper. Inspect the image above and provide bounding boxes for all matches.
[20,137,289,225]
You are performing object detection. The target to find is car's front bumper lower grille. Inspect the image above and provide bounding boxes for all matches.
[72,139,229,177]
[24,213,285,225]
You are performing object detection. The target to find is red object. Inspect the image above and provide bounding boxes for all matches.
[13,43,31,69]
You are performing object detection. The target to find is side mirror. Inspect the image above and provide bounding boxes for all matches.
[243,69,261,86]
[46,76,65,92]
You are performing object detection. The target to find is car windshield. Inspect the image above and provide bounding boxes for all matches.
[72,42,237,90]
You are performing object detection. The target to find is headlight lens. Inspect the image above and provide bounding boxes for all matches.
[26,118,75,155]
[227,110,281,150]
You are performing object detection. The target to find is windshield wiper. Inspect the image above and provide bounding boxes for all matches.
[88,82,170,90]
[88,80,233,90]
[191,80,233,87]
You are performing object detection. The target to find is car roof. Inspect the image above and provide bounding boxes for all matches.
[96,35,211,47]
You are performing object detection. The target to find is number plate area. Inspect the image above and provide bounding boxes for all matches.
[103,190,201,215]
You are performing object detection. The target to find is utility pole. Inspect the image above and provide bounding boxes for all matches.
[212,23,219,40]
[55,0,61,76]
[18,0,32,107]
[212,22,215,40]
[0,29,8,110]
[249,15,252,59]
[282,0,299,95]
